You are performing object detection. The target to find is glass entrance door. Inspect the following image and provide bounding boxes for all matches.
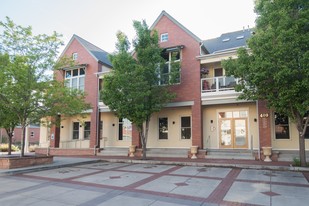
[219,117,248,149]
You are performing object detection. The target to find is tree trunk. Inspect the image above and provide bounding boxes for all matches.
[299,132,306,167]
[20,126,26,157]
[8,135,12,155]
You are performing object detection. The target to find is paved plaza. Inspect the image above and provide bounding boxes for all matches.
[1,161,309,205]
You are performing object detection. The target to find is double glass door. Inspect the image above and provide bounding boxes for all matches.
[219,118,248,149]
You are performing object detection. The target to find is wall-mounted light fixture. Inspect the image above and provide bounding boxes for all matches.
[210,120,213,124]
[61,126,64,128]
[254,118,257,122]
[172,121,175,124]
[112,123,115,127]
[80,125,82,127]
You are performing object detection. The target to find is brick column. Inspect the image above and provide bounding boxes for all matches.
[258,100,272,147]
[49,124,60,148]
[192,101,203,148]
[132,125,141,148]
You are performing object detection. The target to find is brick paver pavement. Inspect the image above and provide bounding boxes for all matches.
[1,161,309,206]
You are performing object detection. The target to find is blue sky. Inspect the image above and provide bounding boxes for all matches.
[0,0,256,53]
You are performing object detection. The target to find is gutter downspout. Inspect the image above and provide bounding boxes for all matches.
[256,100,261,160]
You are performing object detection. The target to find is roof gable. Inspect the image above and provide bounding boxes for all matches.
[150,10,202,43]
[60,34,112,67]
[203,29,252,54]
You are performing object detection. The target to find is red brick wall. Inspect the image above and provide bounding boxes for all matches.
[258,100,272,147]
[54,38,101,148]
[152,15,203,148]
[0,127,40,144]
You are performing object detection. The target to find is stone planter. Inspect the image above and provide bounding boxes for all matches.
[0,155,53,169]
[262,147,272,162]
[190,146,198,159]
[129,145,136,157]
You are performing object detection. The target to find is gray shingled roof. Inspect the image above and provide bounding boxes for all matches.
[203,29,252,54]
[73,34,112,67]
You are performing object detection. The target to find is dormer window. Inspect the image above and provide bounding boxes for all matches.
[161,33,168,42]
[72,52,78,60]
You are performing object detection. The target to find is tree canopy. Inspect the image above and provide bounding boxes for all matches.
[223,0,309,166]
[0,17,91,156]
[102,20,175,159]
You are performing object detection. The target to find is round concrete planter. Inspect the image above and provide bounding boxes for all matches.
[190,146,198,159]
[129,145,136,157]
[262,147,272,162]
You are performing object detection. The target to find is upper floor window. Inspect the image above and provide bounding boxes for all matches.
[30,131,34,138]
[65,68,85,91]
[159,50,181,85]
[274,112,290,139]
[161,33,168,42]
[72,52,78,60]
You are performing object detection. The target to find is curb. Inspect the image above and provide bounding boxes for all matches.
[101,158,309,172]
[0,159,101,176]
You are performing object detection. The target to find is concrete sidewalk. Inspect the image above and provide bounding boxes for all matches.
[1,160,309,206]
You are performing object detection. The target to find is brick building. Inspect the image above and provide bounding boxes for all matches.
[38,11,309,160]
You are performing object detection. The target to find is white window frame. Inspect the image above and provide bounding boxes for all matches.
[65,68,85,91]
[161,33,168,42]
[159,50,181,85]
[72,52,78,60]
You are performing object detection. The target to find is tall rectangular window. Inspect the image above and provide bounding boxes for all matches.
[118,118,132,141]
[73,122,79,140]
[84,122,91,140]
[160,50,181,85]
[159,117,168,140]
[65,68,85,91]
[274,112,290,139]
[72,52,78,60]
[181,116,191,139]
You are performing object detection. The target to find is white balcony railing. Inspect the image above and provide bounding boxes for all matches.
[201,76,239,93]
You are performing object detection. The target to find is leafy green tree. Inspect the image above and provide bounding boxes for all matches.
[102,21,175,159]
[0,17,91,157]
[223,0,309,166]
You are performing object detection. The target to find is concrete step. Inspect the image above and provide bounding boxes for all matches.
[206,149,255,160]
[277,150,309,162]
[146,148,188,158]
[98,147,128,156]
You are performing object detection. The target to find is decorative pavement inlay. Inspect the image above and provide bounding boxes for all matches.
[143,165,157,169]
[197,168,207,172]
[175,182,188,187]
[264,173,277,177]
[261,191,281,197]
[58,169,79,174]
[109,176,121,179]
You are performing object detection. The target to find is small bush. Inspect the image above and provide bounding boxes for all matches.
[293,157,309,167]
[0,144,20,152]
[29,144,39,152]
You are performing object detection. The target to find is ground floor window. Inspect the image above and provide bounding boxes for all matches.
[181,116,191,139]
[84,122,91,140]
[72,122,79,140]
[159,117,168,140]
[118,118,132,141]
[274,112,290,139]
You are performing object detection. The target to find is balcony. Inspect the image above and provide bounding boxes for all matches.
[201,76,241,103]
